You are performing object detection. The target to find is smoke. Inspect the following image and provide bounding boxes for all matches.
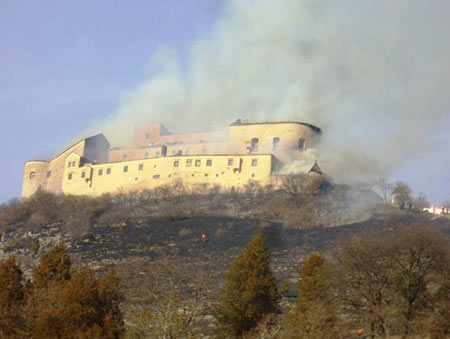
[88,0,450,184]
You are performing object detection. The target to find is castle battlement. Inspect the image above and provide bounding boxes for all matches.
[21,121,321,197]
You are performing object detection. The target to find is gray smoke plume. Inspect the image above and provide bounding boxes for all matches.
[87,0,450,185]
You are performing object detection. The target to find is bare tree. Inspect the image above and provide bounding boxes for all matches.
[372,177,393,204]
[124,259,214,339]
[412,193,429,211]
[331,233,395,338]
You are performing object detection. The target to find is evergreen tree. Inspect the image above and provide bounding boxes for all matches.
[33,243,72,288]
[215,231,279,338]
[0,256,28,338]
[297,252,329,312]
[282,252,337,339]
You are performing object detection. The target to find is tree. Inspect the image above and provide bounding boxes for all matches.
[20,244,125,338]
[29,269,123,338]
[281,252,338,339]
[215,231,280,338]
[388,225,448,337]
[330,225,450,338]
[124,259,213,339]
[412,193,429,211]
[32,243,72,288]
[391,182,412,209]
[281,174,328,207]
[331,233,395,338]
[372,177,393,204]
[0,257,28,338]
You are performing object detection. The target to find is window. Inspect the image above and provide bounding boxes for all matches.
[204,173,209,177]
[72,161,76,167]
[139,164,144,171]
[106,168,111,175]
[98,169,103,176]
[29,172,36,179]
[195,159,201,167]
[81,172,86,178]
[228,159,233,166]
[250,138,259,152]
[206,159,212,166]
[123,165,128,173]
[298,138,305,151]
[173,160,179,167]
[47,170,51,178]
[171,150,176,155]
[68,173,73,180]
[68,162,71,168]
[145,133,150,139]
[186,159,192,167]
[122,154,128,160]
[153,174,160,179]
[185,149,190,155]
[252,173,255,178]
[251,159,258,167]
[272,137,280,151]
[144,152,149,158]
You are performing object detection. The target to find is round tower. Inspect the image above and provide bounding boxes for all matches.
[22,161,49,198]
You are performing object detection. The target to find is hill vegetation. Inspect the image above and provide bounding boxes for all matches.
[0,177,449,338]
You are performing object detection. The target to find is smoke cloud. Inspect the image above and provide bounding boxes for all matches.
[88,0,450,184]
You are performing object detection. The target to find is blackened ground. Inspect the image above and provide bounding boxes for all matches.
[73,211,450,288]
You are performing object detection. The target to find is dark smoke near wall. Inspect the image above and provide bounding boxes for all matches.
[86,0,450,187]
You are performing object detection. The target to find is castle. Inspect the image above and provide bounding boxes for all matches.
[21,120,322,198]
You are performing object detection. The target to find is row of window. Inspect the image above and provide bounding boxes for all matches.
[174,158,258,167]
[122,137,306,160]
[122,147,210,160]
[250,137,305,152]
[67,158,259,181]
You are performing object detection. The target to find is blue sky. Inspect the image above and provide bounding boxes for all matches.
[0,0,223,202]
[1,0,449,204]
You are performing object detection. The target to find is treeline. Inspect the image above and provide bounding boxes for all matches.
[1,224,449,338]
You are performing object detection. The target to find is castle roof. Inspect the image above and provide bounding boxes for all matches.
[229,120,322,134]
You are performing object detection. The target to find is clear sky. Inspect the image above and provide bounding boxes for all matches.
[1,0,449,204]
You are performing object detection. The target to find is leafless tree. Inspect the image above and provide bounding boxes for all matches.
[123,259,214,339]
[371,177,393,204]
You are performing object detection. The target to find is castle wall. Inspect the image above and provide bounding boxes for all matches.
[109,146,164,162]
[61,154,274,196]
[21,161,49,198]
[165,142,229,156]
[133,122,228,148]
[45,140,86,195]
[228,122,321,163]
